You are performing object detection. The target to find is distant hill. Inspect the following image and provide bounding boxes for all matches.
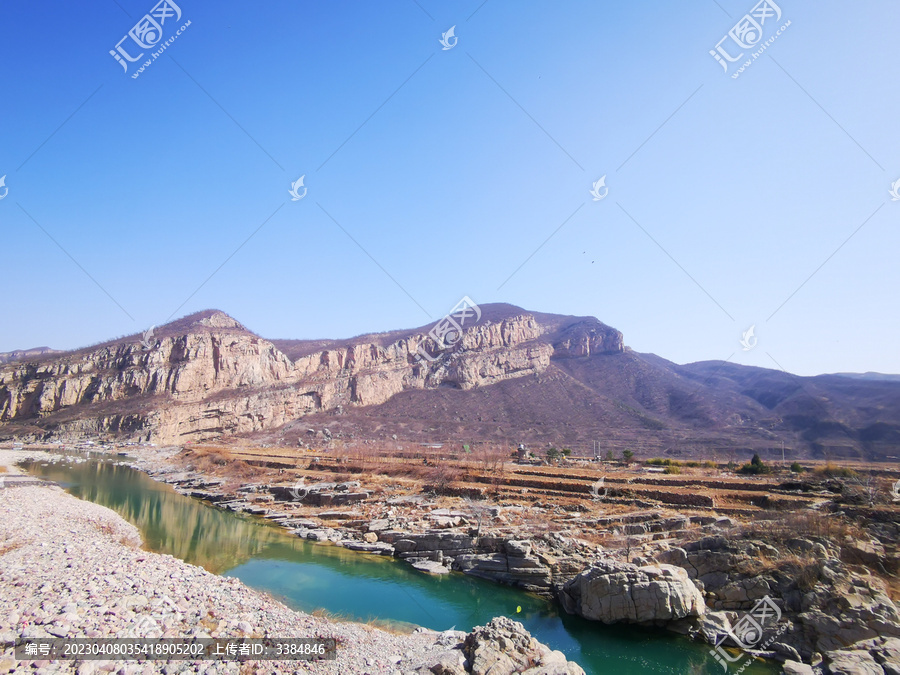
[0,347,61,365]
[1,305,898,462]
[831,372,900,383]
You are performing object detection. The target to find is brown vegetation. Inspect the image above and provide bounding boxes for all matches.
[0,539,24,556]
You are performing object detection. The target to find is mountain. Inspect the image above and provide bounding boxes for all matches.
[832,372,900,383]
[0,347,61,365]
[1,305,898,461]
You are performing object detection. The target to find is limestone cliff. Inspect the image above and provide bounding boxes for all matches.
[0,307,624,444]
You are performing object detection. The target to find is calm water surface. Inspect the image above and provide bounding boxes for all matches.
[24,457,778,675]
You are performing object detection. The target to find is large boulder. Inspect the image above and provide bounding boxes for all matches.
[824,649,886,674]
[461,617,585,675]
[559,561,706,624]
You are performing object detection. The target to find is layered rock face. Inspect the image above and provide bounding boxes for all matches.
[376,532,587,594]
[558,561,706,624]
[0,309,624,444]
[655,535,900,671]
[551,318,624,358]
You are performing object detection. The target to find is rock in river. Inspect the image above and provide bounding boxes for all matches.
[559,560,706,625]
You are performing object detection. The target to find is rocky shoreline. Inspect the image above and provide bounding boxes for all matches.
[129,446,900,675]
[0,449,585,675]
[7,444,900,674]
[126,447,737,595]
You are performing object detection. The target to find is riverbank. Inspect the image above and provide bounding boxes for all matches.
[11,442,900,673]
[123,444,900,674]
[0,449,585,675]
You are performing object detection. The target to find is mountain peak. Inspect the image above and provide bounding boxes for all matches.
[155,310,250,336]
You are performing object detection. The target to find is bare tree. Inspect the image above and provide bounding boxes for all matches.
[463,497,492,541]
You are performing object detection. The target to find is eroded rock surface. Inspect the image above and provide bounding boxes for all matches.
[558,560,706,624]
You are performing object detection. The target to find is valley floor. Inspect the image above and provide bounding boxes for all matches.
[0,450,581,675]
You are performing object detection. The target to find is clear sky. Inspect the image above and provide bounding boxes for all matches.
[1,0,897,376]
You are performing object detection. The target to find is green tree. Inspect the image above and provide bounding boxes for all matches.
[738,453,771,475]
[622,449,634,462]
[605,450,614,462]
[790,461,803,473]
[546,448,560,463]
[561,448,572,457]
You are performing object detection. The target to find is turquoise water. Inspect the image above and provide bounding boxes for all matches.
[25,458,778,674]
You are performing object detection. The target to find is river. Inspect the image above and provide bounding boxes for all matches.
[23,456,778,674]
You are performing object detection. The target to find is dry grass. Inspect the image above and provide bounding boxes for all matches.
[0,466,8,473]
[310,606,413,635]
[184,446,234,470]
[740,510,861,544]
[885,578,900,603]
[361,618,417,635]
[181,447,268,486]
[0,539,24,556]
[311,607,347,622]
[93,520,117,536]
[815,462,859,479]
[739,552,823,591]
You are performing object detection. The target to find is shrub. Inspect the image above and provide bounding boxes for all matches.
[816,462,858,479]
[426,464,462,494]
[738,453,771,475]
[646,458,682,467]
[663,465,682,475]
[790,462,804,473]
[622,450,634,462]
[703,461,718,469]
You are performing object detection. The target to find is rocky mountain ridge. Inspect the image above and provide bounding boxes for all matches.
[2,304,899,460]
[0,306,623,445]
[0,346,61,365]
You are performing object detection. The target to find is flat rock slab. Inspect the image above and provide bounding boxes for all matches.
[0,477,54,490]
[318,511,362,520]
[410,560,450,575]
[343,542,395,555]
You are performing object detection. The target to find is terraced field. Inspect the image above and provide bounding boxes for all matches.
[192,443,892,516]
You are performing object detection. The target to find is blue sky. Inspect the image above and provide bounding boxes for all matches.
[1,0,897,376]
